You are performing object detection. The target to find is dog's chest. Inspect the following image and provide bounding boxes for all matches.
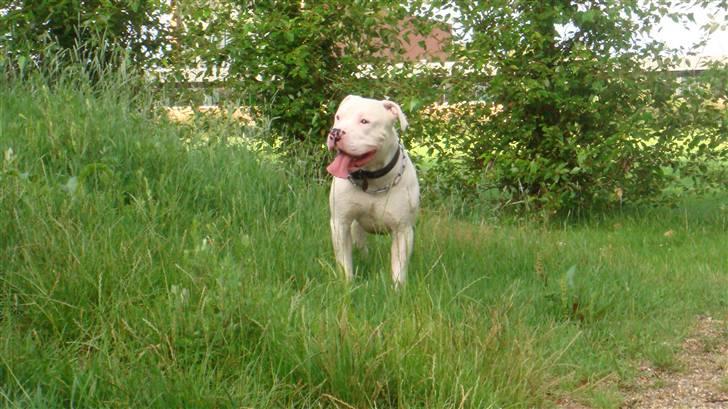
[355,204,395,234]
[350,189,416,233]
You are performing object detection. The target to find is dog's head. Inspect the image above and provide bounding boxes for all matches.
[326,95,408,179]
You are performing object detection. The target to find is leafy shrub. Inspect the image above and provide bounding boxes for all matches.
[0,0,171,68]
[178,1,417,142]
[415,0,727,213]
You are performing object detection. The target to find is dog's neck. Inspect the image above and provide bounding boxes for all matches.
[348,143,404,193]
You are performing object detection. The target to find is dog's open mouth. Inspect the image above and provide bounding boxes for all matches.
[326,149,377,179]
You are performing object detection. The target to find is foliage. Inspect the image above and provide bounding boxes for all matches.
[0,0,171,68]
[177,0,418,142]
[415,0,727,212]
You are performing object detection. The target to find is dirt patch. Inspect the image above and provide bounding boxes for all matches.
[621,315,728,408]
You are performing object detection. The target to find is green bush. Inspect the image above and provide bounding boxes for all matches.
[0,0,171,68]
[414,0,727,213]
[178,1,418,142]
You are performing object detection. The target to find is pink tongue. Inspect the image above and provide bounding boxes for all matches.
[326,152,354,178]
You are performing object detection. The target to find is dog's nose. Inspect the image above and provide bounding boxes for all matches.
[328,128,344,143]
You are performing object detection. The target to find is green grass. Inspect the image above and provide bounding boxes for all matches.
[1,69,727,409]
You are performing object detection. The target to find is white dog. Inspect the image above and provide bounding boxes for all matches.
[326,95,420,286]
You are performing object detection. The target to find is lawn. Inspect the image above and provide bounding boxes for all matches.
[1,71,726,408]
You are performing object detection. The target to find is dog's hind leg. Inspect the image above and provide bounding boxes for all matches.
[351,220,369,258]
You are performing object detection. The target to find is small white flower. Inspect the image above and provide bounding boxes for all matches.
[62,176,79,194]
[4,148,15,163]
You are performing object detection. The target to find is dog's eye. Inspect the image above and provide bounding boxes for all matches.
[336,115,340,121]
[360,118,369,124]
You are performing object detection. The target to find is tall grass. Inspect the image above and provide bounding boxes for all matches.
[1,52,727,408]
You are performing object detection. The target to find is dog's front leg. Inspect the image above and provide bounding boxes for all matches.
[390,226,414,287]
[330,219,354,281]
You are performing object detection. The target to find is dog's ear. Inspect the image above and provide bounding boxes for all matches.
[382,100,408,132]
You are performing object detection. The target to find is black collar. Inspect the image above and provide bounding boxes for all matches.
[349,145,401,181]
